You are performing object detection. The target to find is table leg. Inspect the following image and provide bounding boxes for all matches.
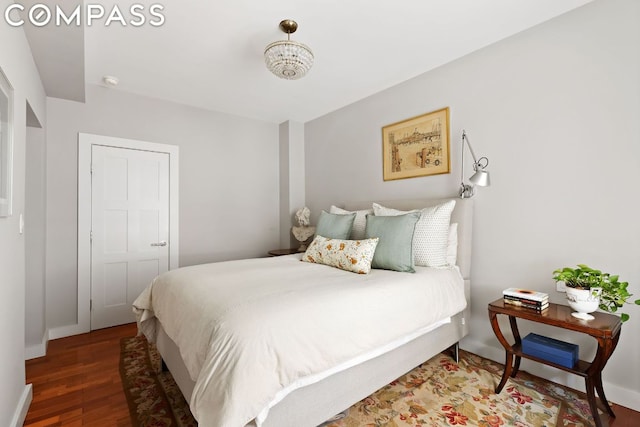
[584,332,619,425]
[508,315,522,377]
[585,376,604,427]
[596,330,621,418]
[511,355,521,378]
[496,351,513,393]
[489,310,514,393]
[594,371,615,418]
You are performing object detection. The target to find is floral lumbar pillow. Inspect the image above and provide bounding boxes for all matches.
[302,235,379,274]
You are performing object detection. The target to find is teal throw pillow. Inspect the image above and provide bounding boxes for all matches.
[315,210,356,240]
[365,212,420,273]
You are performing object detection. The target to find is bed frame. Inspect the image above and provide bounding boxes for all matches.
[155,197,473,427]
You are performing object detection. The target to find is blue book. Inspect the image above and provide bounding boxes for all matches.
[522,333,578,369]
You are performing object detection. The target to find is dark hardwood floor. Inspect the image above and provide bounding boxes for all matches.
[24,323,137,426]
[24,323,639,426]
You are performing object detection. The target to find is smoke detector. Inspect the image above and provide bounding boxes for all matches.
[102,76,119,87]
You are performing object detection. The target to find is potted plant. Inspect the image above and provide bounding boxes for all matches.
[553,264,640,322]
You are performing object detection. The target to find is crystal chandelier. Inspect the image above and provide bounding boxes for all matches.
[264,19,314,80]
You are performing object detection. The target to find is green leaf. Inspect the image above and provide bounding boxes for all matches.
[621,313,630,322]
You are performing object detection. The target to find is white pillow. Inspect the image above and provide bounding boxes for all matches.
[329,206,373,240]
[447,223,458,266]
[302,235,379,274]
[372,200,456,267]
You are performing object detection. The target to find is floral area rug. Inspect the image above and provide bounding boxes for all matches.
[120,335,197,427]
[120,336,600,427]
[326,351,600,427]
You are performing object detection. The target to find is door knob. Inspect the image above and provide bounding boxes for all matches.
[150,240,167,247]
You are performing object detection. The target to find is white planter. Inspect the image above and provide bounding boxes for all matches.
[566,287,602,320]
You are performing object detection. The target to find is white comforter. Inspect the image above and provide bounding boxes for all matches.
[133,254,466,427]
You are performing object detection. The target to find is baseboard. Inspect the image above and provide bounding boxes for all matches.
[10,384,32,427]
[598,378,640,413]
[25,341,46,360]
[25,331,48,360]
[48,322,88,340]
[461,337,640,413]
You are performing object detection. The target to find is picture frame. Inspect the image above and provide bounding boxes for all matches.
[0,67,14,217]
[382,107,450,181]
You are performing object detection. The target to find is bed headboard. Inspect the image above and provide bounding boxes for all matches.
[342,198,473,281]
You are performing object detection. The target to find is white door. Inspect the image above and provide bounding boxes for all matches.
[91,145,170,329]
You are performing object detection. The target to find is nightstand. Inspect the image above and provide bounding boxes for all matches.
[268,248,300,257]
[488,298,622,427]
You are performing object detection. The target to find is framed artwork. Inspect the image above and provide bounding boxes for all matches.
[382,107,450,181]
[0,67,13,217]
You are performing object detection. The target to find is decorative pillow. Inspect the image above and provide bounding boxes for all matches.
[364,212,420,273]
[372,200,456,267]
[315,210,356,240]
[329,206,373,240]
[447,223,458,266]
[302,235,379,274]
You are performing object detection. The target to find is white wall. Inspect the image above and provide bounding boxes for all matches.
[305,0,640,410]
[25,126,47,359]
[0,0,47,423]
[45,85,280,333]
[278,121,305,248]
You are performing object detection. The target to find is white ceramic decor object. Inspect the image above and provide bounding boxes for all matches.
[292,226,315,251]
[566,287,602,320]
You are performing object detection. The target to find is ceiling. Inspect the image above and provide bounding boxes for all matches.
[20,0,593,123]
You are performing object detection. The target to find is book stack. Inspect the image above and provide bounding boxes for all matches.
[503,288,549,312]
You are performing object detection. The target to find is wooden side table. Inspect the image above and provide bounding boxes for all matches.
[488,299,622,427]
[268,248,301,257]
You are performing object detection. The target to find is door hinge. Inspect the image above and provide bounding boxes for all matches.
[90,230,93,242]
[90,299,93,311]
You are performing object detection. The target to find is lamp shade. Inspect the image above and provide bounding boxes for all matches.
[469,168,490,187]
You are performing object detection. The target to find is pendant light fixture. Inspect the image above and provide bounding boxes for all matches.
[264,19,314,80]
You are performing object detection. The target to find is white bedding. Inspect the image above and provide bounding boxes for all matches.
[133,254,466,427]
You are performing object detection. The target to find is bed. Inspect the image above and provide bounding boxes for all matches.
[133,197,473,427]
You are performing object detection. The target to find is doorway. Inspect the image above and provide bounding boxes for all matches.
[77,134,179,331]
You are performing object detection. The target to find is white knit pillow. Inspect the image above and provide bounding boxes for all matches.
[329,206,373,240]
[447,223,458,266]
[372,200,456,267]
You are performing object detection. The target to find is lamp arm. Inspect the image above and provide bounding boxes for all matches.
[461,129,481,185]
[462,130,480,165]
[459,130,476,198]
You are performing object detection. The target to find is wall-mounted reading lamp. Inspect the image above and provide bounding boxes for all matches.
[459,130,490,198]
